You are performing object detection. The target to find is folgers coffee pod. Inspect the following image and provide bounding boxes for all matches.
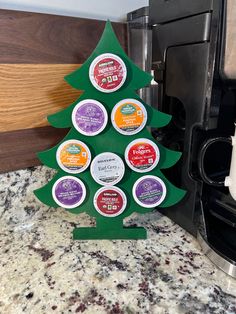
[56,140,91,174]
[52,176,86,209]
[72,99,108,136]
[90,152,125,186]
[91,152,125,186]
[94,186,127,217]
[133,175,166,208]
[111,99,147,135]
[89,53,127,93]
[125,138,160,173]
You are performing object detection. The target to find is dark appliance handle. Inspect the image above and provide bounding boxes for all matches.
[198,137,232,187]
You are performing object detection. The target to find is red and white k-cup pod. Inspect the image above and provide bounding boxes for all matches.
[93,186,127,217]
[125,138,160,173]
[89,53,127,93]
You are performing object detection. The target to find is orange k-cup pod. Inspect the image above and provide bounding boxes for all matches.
[125,138,160,173]
[56,140,91,174]
[89,53,127,93]
[93,186,127,217]
[52,176,86,209]
[111,99,147,135]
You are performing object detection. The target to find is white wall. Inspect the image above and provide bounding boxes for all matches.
[0,0,148,22]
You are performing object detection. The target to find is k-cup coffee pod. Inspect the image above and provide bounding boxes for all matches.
[125,138,160,173]
[52,176,86,209]
[132,175,166,208]
[90,152,125,186]
[56,140,91,174]
[111,98,147,135]
[72,99,108,136]
[93,186,127,217]
[89,53,127,93]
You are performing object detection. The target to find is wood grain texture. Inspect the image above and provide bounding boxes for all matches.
[0,9,127,64]
[0,126,69,173]
[0,64,81,132]
[0,9,127,172]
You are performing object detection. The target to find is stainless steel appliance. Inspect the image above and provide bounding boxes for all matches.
[127,0,236,278]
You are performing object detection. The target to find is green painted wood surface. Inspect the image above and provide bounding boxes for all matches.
[34,21,186,240]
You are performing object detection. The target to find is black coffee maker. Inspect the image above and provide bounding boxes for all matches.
[127,0,236,277]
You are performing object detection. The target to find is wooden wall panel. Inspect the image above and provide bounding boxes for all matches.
[0,64,81,132]
[0,9,127,173]
[0,10,127,64]
[0,127,69,173]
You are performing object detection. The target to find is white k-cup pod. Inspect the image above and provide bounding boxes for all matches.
[52,176,86,209]
[90,152,125,186]
[125,138,160,173]
[89,53,127,93]
[93,186,127,217]
[133,175,167,208]
[72,99,108,136]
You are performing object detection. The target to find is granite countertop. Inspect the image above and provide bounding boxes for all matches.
[0,166,236,314]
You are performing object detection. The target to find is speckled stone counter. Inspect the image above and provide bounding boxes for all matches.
[0,166,236,314]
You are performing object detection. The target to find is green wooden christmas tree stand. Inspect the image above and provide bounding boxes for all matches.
[73,225,147,240]
[34,21,186,240]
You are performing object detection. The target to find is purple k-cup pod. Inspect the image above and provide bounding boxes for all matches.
[132,175,167,208]
[72,99,108,136]
[52,176,86,209]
